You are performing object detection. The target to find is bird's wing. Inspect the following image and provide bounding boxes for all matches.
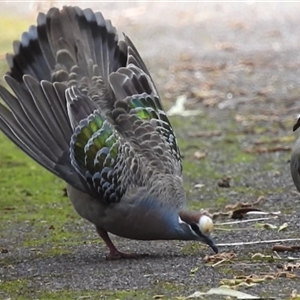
[67,87,182,204]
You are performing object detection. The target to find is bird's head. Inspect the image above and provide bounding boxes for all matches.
[178,211,218,253]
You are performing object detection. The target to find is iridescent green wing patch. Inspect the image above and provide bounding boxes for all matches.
[127,93,181,164]
[70,111,125,203]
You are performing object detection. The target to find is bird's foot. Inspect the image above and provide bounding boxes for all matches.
[96,227,147,259]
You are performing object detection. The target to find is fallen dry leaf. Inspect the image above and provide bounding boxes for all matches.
[204,252,237,265]
[279,271,298,279]
[235,114,280,122]
[290,289,300,300]
[221,271,298,289]
[187,287,259,299]
[218,176,231,188]
[251,252,273,260]
[225,196,265,211]
[278,222,289,232]
[190,267,199,274]
[238,58,255,67]
[202,98,220,107]
[193,151,207,160]
[254,136,294,145]
[272,244,300,253]
[211,196,266,220]
[244,146,291,154]
[215,41,236,52]
[255,223,278,230]
[231,207,262,219]
[282,263,300,272]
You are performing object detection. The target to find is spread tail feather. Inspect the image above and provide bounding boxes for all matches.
[0,75,87,191]
[7,6,124,88]
[0,6,161,194]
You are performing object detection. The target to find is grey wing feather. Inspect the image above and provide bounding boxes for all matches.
[0,75,87,192]
[109,93,182,177]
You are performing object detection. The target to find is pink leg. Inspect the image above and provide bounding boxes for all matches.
[96,227,139,259]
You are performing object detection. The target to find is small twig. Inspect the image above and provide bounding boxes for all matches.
[214,227,256,231]
[245,211,281,216]
[217,216,278,225]
[217,238,300,247]
[273,251,282,259]
[211,258,228,267]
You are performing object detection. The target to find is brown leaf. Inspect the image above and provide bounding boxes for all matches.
[218,176,231,188]
[193,151,207,160]
[202,98,220,107]
[282,263,300,272]
[235,114,280,122]
[244,146,291,154]
[278,271,298,279]
[215,42,236,52]
[204,252,236,264]
[225,196,265,211]
[239,59,254,67]
[272,244,300,253]
[221,270,298,289]
[254,137,294,145]
[231,207,262,219]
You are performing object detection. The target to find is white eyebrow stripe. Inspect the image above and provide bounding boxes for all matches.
[178,216,185,224]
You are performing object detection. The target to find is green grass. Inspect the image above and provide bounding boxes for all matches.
[0,277,184,300]
[0,279,158,300]
[0,131,88,247]
[0,15,33,52]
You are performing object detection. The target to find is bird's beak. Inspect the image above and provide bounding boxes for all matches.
[293,117,300,131]
[192,224,219,253]
[207,237,219,254]
[203,234,218,254]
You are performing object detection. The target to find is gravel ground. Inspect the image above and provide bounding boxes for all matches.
[1,2,300,299]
